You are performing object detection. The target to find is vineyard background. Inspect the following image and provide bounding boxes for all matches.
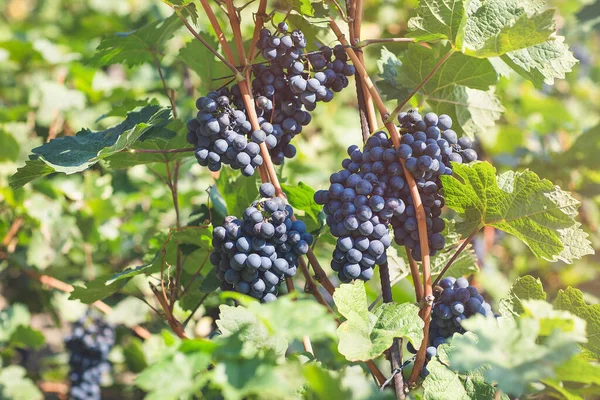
[1,0,600,399]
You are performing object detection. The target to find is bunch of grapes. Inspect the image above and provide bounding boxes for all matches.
[392,110,478,261]
[186,88,267,176]
[242,24,355,164]
[314,132,404,282]
[407,276,494,378]
[211,183,313,302]
[65,312,115,400]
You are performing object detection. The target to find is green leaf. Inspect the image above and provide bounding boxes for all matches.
[430,220,479,279]
[463,3,555,57]
[501,35,578,88]
[333,281,423,361]
[216,169,259,218]
[9,326,45,350]
[448,312,584,396]
[0,130,20,162]
[123,338,148,373]
[282,182,322,231]
[136,351,210,400]
[0,366,43,400]
[302,363,352,400]
[10,105,172,189]
[440,162,594,263]
[556,287,600,358]
[0,304,31,342]
[106,260,155,285]
[179,37,229,94]
[408,0,469,47]
[87,15,181,67]
[422,359,469,400]
[216,296,336,356]
[281,0,315,16]
[426,85,503,137]
[148,227,213,278]
[521,300,587,341]
[552,354,600,386]
[69,275,124,303]
[498,275,546,317]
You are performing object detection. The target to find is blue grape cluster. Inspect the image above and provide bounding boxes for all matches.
[186,88,265,176]
[65,312,115,400]
[247,24,355,164]
[314,132,404,282]
[211,183,313,302]
[407,276,494,378]
[392,110,478,261]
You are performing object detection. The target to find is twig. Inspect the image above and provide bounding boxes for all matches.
[199,0,237,63]
[384,49,455,124]
[181,253,211,296]
[432,228,479,287]
[24,269,151,339]
[128,148,196,154]
[330,0,349,22]
[223,0,247,64]
[173,8,243,81]
[328,18,432,387]
[2,217,23,247]
[152,53,177,118]
[380,262,405,398]
[356,38,415,47]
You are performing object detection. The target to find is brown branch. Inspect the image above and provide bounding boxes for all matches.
[24,269,151,340]
[328,19,433,387]
[380,262,405,398]
[432,228,479,287]
[407,249,423,302]
[356,38,416,47]
[330,0,349,21]
[223,0,247,65]
[199,0,237,63]
[2,217,23,247]
[152,53,177,118]
[174,9,243,81]
[385,49,455,124]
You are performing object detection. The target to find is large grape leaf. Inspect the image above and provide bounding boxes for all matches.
[498,275,547,317]
[556,287,600,358]
[440,162,594,263]
[10,105,172,189]
[448,309,585,396]
[179,37,230,94]
[462,1,555,57]
[333,281,423,361]
[408,0,470,47]
[377,45,502,136]
[501,35,578,88]
[87,14,181,67]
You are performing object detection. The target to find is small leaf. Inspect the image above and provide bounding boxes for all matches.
[9,326,45,350]
[216,168,259,218]
[281,0,314,16]
[422,359,469,400]
[69,276,124,304]
[556,287,600,358]
[0,130,20,162]
[333,281,423,361]
[88,15,181,67]
[179,37,229,94]
[282,182,323,231]
[440,162,594,263]
[499,275,547,317]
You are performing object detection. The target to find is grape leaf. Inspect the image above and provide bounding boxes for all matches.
[302,364,352,400]
[10,105,172,189]
[462,3,555,57]
[448,312,584,396]
[0,304,31,342]
[333,281,423,361]
[408,0,469,47]
[216,169,259,218]
[9,326,45,350]
[281,0,314,16]
[430,221,479,279]
[0,366,43,400]
[282,182,323,231]
[499,275,547,317]
[501,35,578,88]
[179,37,230,94]
[556,287,600,358]
[87,14,181,67]
[0,130,19,162]
[551,353,600,386]
[422,359,469,400]
[69,275,126,303]
[440,162,594,263]
[216,296,336,357]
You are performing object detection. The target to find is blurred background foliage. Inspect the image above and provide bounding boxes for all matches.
[0,0,599,398]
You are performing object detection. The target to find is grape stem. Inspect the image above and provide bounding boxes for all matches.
[384,48,455,125]
[356,38,416,47]
[432,228,479,287]
[328,18,433,388]
[199,0,237,63]
[128,148,196,154]
[407,249,424,302]
[173,7,244,82]
[380,262,406,399]
[151,53,177,118]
